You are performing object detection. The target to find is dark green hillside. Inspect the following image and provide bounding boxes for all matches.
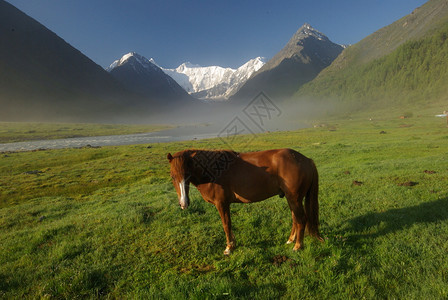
[325,0,448,70]
[0,0,147,122]
[294,0,448,113]
[297,23,448,109]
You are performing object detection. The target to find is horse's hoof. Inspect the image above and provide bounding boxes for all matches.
[286,240,294,244]
[224,248,232,255]
[292,245,303,251]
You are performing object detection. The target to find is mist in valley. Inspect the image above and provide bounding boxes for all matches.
[0,89,333,151]
[134,93,330,143]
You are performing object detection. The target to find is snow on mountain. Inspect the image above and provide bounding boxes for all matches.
[106,52,192,101]
[106,52,160,73]
[162,57,266,100]
[299,23,327,41]
[107,53,265,100]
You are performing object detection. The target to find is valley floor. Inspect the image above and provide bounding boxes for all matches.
[1,114,447,298]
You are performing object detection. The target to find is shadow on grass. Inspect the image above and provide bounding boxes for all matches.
[347,196,448,239]
[328,197,448,282]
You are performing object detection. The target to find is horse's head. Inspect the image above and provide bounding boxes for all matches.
[167,152,192,209]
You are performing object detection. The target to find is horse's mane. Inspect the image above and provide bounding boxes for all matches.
[188,149,239,156]
[179,149,239,183]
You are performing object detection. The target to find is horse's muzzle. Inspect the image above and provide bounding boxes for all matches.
[179,197,189,209]
[178,180,189,209]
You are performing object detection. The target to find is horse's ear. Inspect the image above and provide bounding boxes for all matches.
[187,151,197,167]
[167,153,174,162]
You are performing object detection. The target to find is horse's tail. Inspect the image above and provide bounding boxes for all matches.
[305,159,323,241]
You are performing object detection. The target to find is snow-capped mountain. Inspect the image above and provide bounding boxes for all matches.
[107,52,159,72]
[162,57,266,100]
[107,52,193,102]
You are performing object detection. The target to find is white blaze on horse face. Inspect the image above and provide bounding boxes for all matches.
[179,180,188,209]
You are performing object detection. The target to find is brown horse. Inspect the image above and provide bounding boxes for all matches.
[167,148,323,255]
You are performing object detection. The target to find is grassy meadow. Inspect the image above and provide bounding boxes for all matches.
[1,112,448,298]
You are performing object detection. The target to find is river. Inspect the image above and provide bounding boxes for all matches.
[0,120,305,152]
[0,126,220,152]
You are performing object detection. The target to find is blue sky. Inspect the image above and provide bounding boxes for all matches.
[7,0,427,69]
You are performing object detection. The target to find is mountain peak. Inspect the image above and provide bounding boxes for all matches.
[301,23,313,30]
[162,58,266,100]
[0,0,149,122]
[107,52,192,101]
[107,52,158,72]
[119,52,145,65]
[294,23,328,41]
[237,57,266,71]
[230,23,343,101]
[178,62,202,70]
[251,56,267,63]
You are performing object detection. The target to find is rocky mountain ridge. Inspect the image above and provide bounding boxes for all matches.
[230,23,344,101]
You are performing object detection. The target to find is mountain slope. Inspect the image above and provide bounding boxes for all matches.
[295,0,448,110]
[107,52,193,102]
[331,0,448,70]
[162,57,265,100]
[231,24,343,101]
[0,0,145,122]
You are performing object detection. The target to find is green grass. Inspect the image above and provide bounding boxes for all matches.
[1,114,448,298]
[0,122,172,143]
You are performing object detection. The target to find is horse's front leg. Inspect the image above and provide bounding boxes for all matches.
[215,201,235,255]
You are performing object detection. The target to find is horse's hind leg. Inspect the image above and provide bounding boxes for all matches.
[286,211,296,244]
[286,193,307,251]
[215,201,235,255]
